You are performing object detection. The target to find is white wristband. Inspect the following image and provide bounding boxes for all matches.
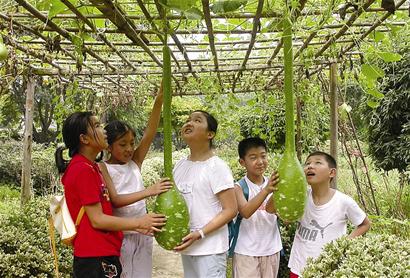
[198,229,205,239]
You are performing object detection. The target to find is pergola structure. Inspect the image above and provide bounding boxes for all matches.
[1,0,409,95]
[0,0,409,204]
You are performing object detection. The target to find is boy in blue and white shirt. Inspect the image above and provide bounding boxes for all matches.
[233,137,282,278]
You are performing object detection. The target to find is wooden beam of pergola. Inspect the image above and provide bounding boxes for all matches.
[87,0,182,90]
[339,0,408,57]
[8,6,409,20]
[265,1,338,87]
[0,12,122,91]
[314,0,376,58]
[266,0,308,66]
[29,21,407,36]
[150,0,199,79]
[11,0,130,90]
[60,0,137,71]
[231,0,264,93]
[0,12,81,67]
[266,0,394,89]
[87,0,159,65]
[13,0,117,71]
[2,34,63,71]
[0,31,112,92]
[201,0,223,90]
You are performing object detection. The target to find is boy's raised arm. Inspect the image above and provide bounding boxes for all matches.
[239,172,279,218]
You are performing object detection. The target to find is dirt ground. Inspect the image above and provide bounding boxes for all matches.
[152,240,184,278]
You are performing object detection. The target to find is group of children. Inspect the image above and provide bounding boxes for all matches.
[55,87,370,278]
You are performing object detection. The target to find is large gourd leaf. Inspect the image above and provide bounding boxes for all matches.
[159,0,198,12]
[272,13,307,223]
[211,0,247,14]
[154,44,190,250]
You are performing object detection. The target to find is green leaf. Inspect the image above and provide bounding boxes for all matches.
[373,31,385,43]
[160,0,199,12]
[367,88,384,100]
[93,19,106,29]
[211,0,247,14]
[48,0,67,19]
[361,64,384,80]
[367,100,380,108]
[265,19,284,32]
[184,7,203,20]
[378,52,402,62]
[247,99,256,106]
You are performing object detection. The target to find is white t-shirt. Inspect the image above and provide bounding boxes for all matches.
[173,156,234,256]
[234,176,283,256]
[104,161,147,220]
[288,188,366,276]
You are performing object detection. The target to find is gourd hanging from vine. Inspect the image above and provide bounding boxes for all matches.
[272,7,307,222]
[153,29,190,250]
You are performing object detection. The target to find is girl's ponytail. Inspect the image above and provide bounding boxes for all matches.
[55,146,69,173]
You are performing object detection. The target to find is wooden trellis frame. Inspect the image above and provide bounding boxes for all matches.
[3,0,408,205]
[1,0,408,94]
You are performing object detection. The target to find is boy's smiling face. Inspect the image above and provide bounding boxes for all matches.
[240,146,268,178]
[304,155,336,186]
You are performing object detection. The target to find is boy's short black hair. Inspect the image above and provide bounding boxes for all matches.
[238,137,267,159]
[307,151,337,168]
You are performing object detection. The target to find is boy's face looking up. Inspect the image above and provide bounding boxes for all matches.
[304,155,336,186]
[239,146,268,178]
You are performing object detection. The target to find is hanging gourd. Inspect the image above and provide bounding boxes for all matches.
[272,9,307,222]
[153,33,190,250]
[0,43,8,61]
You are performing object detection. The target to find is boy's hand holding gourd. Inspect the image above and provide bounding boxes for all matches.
[264,171,280,194]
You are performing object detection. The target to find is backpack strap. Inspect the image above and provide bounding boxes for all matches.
[228,177,249,257]
[237,178,249,201]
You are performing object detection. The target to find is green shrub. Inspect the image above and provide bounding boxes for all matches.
[0,197,72,277]
[0,140,57,195]
[368,215,410,239]
[302,234,410,277]
[0,185,20,219]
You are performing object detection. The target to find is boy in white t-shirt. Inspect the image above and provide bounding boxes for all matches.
[286,151,371,277]
[232,137,282,278]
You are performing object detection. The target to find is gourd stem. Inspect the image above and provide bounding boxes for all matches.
[283,11,295,154]
[163,34,173,178]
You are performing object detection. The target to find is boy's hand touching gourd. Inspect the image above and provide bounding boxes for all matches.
[173,230,201,251]
[146,178,173,196]
[264,171,280,194]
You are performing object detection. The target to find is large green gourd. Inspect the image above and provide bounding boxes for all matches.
[272,12,307,222]
[154,44,190,250]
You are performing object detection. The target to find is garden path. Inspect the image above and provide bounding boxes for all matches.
[152,240,184,278]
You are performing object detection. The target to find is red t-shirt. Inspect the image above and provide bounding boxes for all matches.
[62,154,123,257]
